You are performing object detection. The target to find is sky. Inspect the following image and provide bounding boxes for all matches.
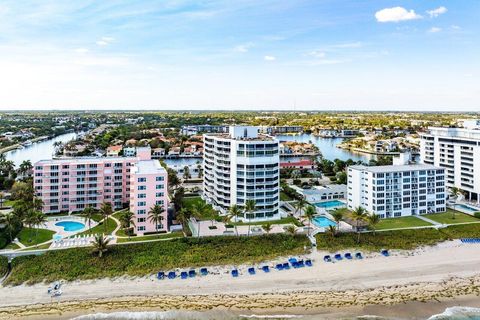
[0,0,479,111]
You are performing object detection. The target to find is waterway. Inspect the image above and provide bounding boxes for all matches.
[4,132,371,168]
[5,132,78,166]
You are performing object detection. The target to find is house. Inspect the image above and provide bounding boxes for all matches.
[106,145,122,157]
[152,148,166,159]
[123,147,136,157]
[168,147,181,157]
[280,159,315,170]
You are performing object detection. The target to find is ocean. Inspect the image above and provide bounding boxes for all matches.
[71,307,480,320]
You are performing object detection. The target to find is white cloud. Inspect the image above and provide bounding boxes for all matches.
[427,6,447,18]
[233,43,254,53]
[74,48,89,54]
[96,36,115,46]
[307,50,326,59]
[451,25,461,30]
[264,55,276,61]
[375,7,422,23]
[428,27,442,33]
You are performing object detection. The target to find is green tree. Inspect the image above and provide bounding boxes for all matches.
[119,210,136,238]
[183,166,191,180]
[294,198,306,216]
[90,235,111,258]
[245,199,256,237]
[352,206,367,243]
[83,206,96,230]
[367,213,381,236]
[99,202,113,234]
[326,225,337,238]
[304,205,316,236]
[331,210,343,232]
[1,212,19,243]
[148,204,165,235]
[18,160,33,177]
[32,210,47,247]
[191,201,208,238]
[228,204,243,236]
[175,207,190,234]
[262,223,272,234]
[285,225,296,236]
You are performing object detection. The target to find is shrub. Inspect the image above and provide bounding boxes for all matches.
[474,212,480,219]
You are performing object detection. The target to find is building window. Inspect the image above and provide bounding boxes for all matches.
[137,209,146,215]
[138,177,147,182]
[156,192,164,197]
[156,176,164,181]
[137,201,146,206]
[138,193,146,198]
[138,185,146,190]
[137,226,146,231]
[156,184,164,189]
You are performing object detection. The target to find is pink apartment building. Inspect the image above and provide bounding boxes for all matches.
[33,147,169,235]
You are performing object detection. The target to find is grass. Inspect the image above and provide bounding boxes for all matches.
[316,222,480,252]
[280,191,293,201]
[4,242,20,250]
[17,228,55,247]
[424,210,480,225]
[0,256,7,278]
[117,232,184,243]
[1,199,17,207]
[375,216,433,230]
[181,196,219,220]
[6,234,310,285]
[232,216,303,227]
[77,217,118,236]
[21,242,52,251]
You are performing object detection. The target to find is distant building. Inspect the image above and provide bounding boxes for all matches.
[263,126,303,135]
[123,147,136,157]
[347,164,446,218]
[203,126,280,221]
[280,159,315,170]
[106,145,122,157]
[181,125,228,136]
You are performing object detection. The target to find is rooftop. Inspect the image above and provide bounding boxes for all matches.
[134,160,166,175]
[35,156,135,165]
[348,164,442,173]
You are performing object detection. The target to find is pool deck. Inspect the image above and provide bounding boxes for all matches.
[44,216,97,238]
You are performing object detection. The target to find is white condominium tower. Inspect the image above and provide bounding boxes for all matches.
[203,126,280,221]
[347,164,446,218]
[420,120,480,203]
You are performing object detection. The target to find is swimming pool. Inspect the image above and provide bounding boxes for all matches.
[456,204,480,213]
[312,216,337,228]
[314,200,346,209]
[55,221,85,232]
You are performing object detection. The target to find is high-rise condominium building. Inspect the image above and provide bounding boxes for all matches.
[347,164,446,218]
[203,126,280,221]
[420,120,480,203]
[33,147,168,235]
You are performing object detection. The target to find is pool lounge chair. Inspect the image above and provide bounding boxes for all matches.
[381,249,389,257]
[168,271,176,279]
[305,259,313,267]
[355,252,363,259]
[334,253,343,261]
[275,263,284,270]
[262,265,270,273]
[188,270,196,278]
[180,271,188,279]
[344,253,353,260]
[248,267,256,275]
[231,269,239,277]
[323,255,332,262]
[157,272,165,280]
[200,268,208,276]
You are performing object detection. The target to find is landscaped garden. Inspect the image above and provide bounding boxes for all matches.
[375,216,433,230]
[181,196,219,220]
[424,210,480,225]
[6,234,310,285]
[116,231,184,243]
[78,217,118,236]
[16,227,55,247]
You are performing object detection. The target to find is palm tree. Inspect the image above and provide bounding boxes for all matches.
[148,204,165,235]
[83,206,96,230]
[191,202,208,238]
[18,160,33,177]
[367,213,380,236]
[23,209,37,243]
[262,223,272,235]
[331,210,343,232]
[175,208,190,234]
[90,235,111,258]
[228,204,243,237]
[326,225,337,238]
[99,202,113,234]
[33,211,47,247]
[304,205,316,236]
[285,225,296,236]
[32,197,44,212]
[0,192,4,209]
[183,166,191,180]
[351,206,367,243]
[245,199,256,237]
[450,187,462,219]
[1,212,19,243]
[119,210,136,238]
[294,198,306,216]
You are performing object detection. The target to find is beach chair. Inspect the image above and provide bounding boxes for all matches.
[168,271,176,279]
[323,255,332,262]
[157,272,165,280]
[261,265,270,273]
[381,249,389,257]
[282,262,290,270]
[231,269,239,277]
[297,260,305,267]
[275,263,284,270]
[248,267,256,275]
[344,253,353,260]
[355,252,363,259]
[334,253,343,261]
[180,271,188,279]
[288,257,297,264]
[200,268,208,276]
[305,259,313,267]
[188,270,196,278]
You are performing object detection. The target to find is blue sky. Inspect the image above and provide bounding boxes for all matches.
[0,0,478,110]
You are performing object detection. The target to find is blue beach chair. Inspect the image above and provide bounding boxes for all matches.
[283,262,290,270]
[324,255,332,262]
[275,263,284,270]
[262,265,270,273]
[297,260,305,267]
[334,253,343,261]
[305,259,313,267]
[168,271,176,279]
[200,268,208,276]
[345,253,352,260]
[231,269,239,277]
[157,272,165,280]
[355,252,363,259]
[248,267,256,275]
[288,258,297,264]
[381,249,389,257]
[180,271,188,279]
[188,270,196,278]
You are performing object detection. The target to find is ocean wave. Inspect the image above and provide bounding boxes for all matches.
[428,306,480,320]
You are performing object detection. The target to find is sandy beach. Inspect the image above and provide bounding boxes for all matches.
[1,240,480,319]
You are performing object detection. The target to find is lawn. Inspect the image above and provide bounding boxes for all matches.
[280,191,293,201]
[4,242,20,250]
[181,196,219,220]
[316,222,480,252]
[0,256,7,278]
[424,210,480,225]
[117,232,184,243]
[17,228,55,247]
[232,216,303,227]
[77,217,118,236]
[375,216,433,230]
[6,234,310,285]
